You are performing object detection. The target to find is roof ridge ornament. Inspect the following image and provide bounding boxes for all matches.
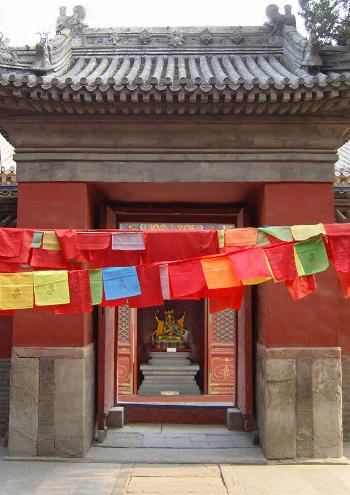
[32,33,52,70]
[231,27,244,45]
[0,33,17,64]
[56,5,88,38]
[200,28,213,45]
[302,32,322,70]
[265,4,296,36]
[168,30,184,47]
[139,29,152,45]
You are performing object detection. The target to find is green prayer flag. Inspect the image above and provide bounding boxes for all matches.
[258,226,293,241]
[257,230,270,246]
[89,269,103,305]
[217,230,225,249]
[294,237,329,276]
[31,231,43,249]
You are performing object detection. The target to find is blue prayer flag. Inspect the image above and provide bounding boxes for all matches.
[102,266,141,301]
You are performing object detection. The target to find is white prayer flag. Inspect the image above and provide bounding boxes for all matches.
[159,264,170,300]
[112,232,145,251]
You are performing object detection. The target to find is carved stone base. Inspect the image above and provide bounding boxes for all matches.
[138,352,201,396]
[256,345,343,460]
[8,344,94,457]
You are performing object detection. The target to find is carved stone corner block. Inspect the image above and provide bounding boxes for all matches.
[8,356,39,456]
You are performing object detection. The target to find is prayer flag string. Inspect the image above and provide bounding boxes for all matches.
[0,224,347,313]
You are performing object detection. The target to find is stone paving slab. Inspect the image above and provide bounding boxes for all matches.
[99,432,143,448]
[0,461,121,495]
[161,425,232,434]
[87,446,266,464]
[126,476,227,494]
[120,424,162,433]
[222,465,350,495]
[132,464,221,477]
[142,436,193,448]
[100,425,255,449]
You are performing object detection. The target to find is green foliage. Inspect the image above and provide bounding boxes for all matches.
[299,0,350,45]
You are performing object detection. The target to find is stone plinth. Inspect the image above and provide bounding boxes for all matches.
[256,345,343,460]
[8,344,94,457]
[138,352,201,396]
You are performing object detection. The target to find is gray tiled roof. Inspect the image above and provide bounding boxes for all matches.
[1,54,347,91]
[1,5,350,115]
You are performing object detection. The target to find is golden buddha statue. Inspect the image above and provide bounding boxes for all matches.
[153,308,189,348]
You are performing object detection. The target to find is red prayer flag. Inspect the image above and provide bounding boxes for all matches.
[324,224,350,236]
[143,231,219,263]
[88,247,141,268]
[169,260,206,298]
[0,262,20,273]
[55,270,92,314]
[0,229,32,264]
[56,229,78,260]
[285,275,316,301]
[128,265,164,308]
[336,271,350,298]
[229,247,271,280]
[0,229,23,258]
[264,242,297,281]
[30,248,68,269]
[77,233,110,250]
[209,286,245,313]
[328,236,350,272]
[100,292,127,307]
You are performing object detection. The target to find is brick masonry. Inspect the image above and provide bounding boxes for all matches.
[0,359,10,437]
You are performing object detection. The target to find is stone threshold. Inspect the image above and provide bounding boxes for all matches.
[118,401,235,407]
[3,455,350,466]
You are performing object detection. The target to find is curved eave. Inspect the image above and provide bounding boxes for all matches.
[0,79,349,115]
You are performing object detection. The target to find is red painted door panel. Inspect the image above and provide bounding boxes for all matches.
[207,309,237,398]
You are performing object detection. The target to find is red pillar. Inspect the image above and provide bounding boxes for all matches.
[254,183,343,460]
[13,183,95,348]
[257,183,338,348]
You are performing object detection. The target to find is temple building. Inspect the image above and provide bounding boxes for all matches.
[0,4,349,460]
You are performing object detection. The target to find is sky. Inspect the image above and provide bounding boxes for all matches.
[1,0,307,47]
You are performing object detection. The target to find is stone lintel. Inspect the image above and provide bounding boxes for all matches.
[16,161,334,183]
[12,344,94,360]
[257,344,341,360]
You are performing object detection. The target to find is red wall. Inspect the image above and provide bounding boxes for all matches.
[13,183,96,348]
[256,183,340,349]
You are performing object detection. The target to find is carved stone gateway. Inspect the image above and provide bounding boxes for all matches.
[0,3,348,461]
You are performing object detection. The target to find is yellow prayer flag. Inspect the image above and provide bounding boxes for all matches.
[0,272,34,310]
[217,230,225,249]
[294,249,306,276]
[225,228,258,247]
[291,224,326,241]
[43,231,61,250]
[33,270,70,306]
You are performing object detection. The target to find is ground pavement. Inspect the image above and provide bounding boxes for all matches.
[0,426,349,495]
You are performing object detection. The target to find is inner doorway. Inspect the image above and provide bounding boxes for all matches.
[114,214,238,407]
